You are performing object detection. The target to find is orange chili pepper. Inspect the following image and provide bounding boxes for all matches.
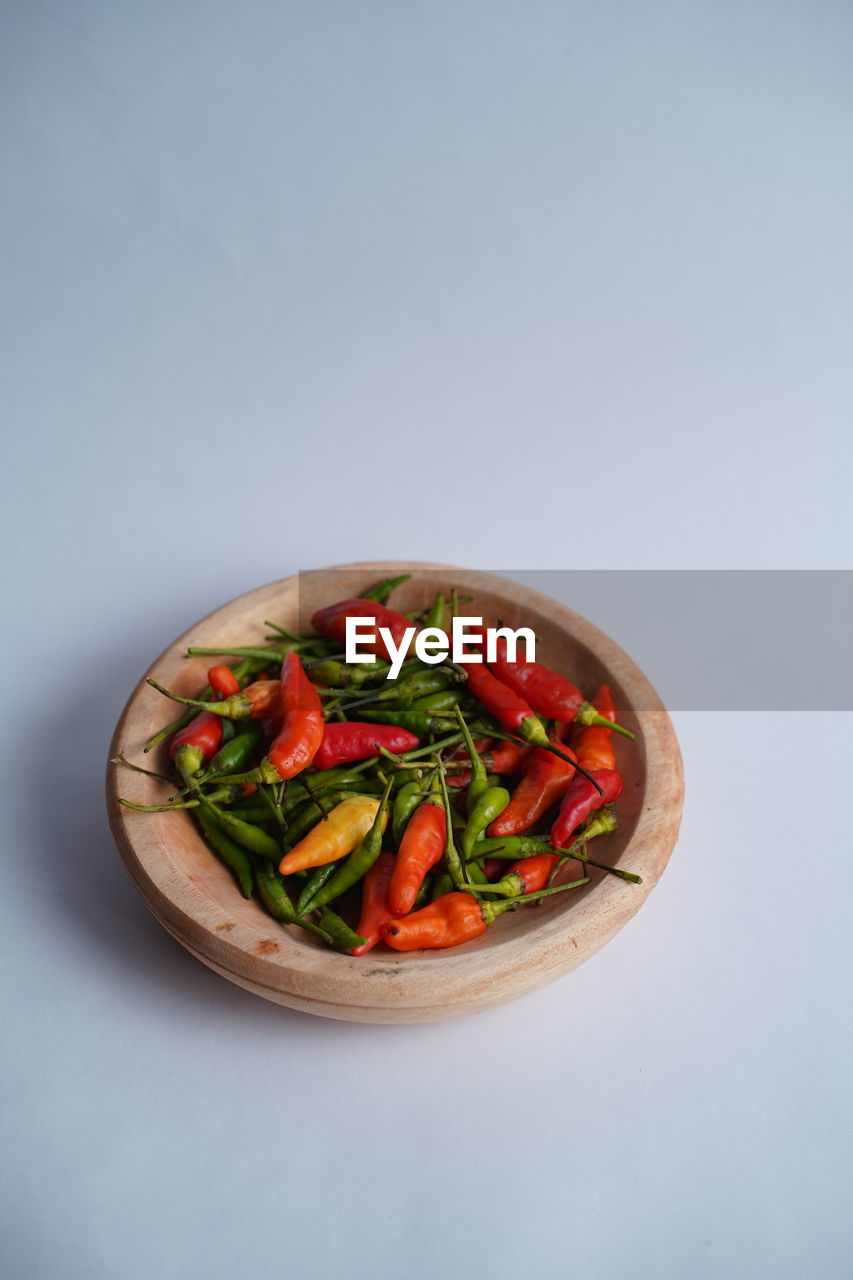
[267,652,325,780]
[351,850,397,956]
[388,786,446,916]
[487,742,576,838]
[382,892,491,950]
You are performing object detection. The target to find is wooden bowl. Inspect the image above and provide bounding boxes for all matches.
[106,563,683,1022]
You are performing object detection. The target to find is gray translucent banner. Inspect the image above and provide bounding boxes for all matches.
[296,568,853,710]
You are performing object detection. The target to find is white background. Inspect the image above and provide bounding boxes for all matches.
[2,3,851,1277]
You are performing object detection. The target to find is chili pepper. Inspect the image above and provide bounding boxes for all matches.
[573,684,617,773]
[305,657,390,688]
[280,789,373,848]
[297,778,393,915]
[487,853,559,898]
[148,677,282,720]
[279,794,386,875]
[203,723,263,778]
[312,722,419,771]
[489,638,634,739]
[424,592,447,631]
[481,739,532,774]
[265,651,325,779]
[452,704,491,812]
[311,598,413,662]
[435,760,470,889]
[256,863,331,941]
[461,786,510,860]
[354,709,456,736]
[470,811,637,882]
[382,879,589,951]
[350,850,397,955]
[361,573,411,604]
[551,769,623,849]
[430,872,453,901]
[297,860,341,916]
[168,711,222,764]
[208,664,241,699]
[344,667,462,713]
[198,796,281,860]
[461,660,549,747]
[194,806,254,898]
[316,911,367,952]
[413,875,433,909]
[143,656,271,753]
[487,742,576,838]
[392,776,427,845]
[388,777,446,916]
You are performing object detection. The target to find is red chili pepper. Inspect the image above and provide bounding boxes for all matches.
[482,857,506,880]
[462,661,549,747]
[168,712,222,763]
[487,742,576,838]
[507,851,560,893]
[573,684,617,772]
[266,652,325,780]
[488,636,584,722]
[208,665,241,700]
[351,850,397,956]
[388,793,446,916]
[481,740,533,774]
[312,722,420,771]
[489,638,625,736]
[551,769,623,849]
[311,598,413,662]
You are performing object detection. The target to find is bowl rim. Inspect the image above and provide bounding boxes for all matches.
[106,561,684,1022]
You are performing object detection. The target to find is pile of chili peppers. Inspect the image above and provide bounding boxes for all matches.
[115,576,641,955]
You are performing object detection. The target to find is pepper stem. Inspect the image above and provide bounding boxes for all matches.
[479,877,590,919]
[576,701,635,740]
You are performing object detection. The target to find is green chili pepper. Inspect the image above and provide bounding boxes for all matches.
[453,705,490,813]
[413,874,434,909]
[424,592,447,631]
[392,777,425,845]
[361,573,412,603]
[316,911,367,952]
[298,777,394,914]
[195,807,254,898]
[357,709,456,736]
[430,872,453,901]
[436,759,468,889]
[297,860,342,915]
[256,863,331,940]
[345,667,462,713]
[199,797,281,860]
[205,724,263,778]
[461,785,510,860]
[410,689,466,715]
[304,657,391,687]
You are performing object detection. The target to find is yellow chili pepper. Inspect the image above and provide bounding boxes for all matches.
[278,795,387,875]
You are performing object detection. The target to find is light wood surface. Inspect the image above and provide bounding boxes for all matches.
[106,563,684,1022]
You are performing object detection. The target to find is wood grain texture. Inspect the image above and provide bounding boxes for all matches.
[106,563,684,1022]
